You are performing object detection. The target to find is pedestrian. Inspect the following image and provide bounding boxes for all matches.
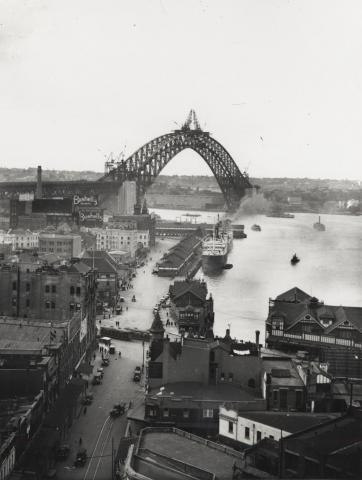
[83,407,87,415]
[93,353,96,360]
[79,437,82,445]
[109,314,111,319]
[119,351,121,358]
[126,306,128,311]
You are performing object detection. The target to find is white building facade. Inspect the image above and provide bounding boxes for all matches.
[0,229,39,250]
[91,228,149,257]
[219,406,291,447]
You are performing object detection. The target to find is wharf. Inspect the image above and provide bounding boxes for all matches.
[156,220,245,238]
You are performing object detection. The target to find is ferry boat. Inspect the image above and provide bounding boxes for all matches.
[202,220,232,272]
[251,224,261,231]
[290,253,300,265]
[313,216,326,231]
[232,224,247,239]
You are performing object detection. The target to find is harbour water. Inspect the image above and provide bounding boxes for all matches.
[151,209,362,343]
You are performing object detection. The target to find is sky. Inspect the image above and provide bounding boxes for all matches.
[1,0,362,180]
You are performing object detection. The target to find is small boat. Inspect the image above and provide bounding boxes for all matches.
[290,254,300,265]
[223,263,233,270]
[251,224,261,231]
[313,216,326,231]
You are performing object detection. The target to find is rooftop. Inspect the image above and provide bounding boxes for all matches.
[236,411,339,434]
[128,427,243,480]
[262,359,304,387]
[0,317,67,352]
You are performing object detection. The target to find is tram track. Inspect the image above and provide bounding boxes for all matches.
[83,415,114,480]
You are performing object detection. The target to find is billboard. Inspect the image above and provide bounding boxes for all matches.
[78,208,104,226]
[73,195,98,206]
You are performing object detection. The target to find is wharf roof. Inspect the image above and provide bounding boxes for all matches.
[262,359,304,387]
[269,298,362,333]
[148,381,262,403]
[275,287,312,303]
[170,279,207,301]
[235,411,339,433]
[134,428,243,480]
[68,260,92,274]
[0,317,67,352]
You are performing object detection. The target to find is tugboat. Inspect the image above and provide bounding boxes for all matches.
[313,216,326,231]
[223,263,233,270]
[290,253,300,265]
[251,224,261,231]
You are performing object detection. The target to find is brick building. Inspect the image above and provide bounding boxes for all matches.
[0,260,97,354]
[168,279,214,334]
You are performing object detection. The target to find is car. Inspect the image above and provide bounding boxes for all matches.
[55,444,70,461]
[74,448,87,467]
[97,368,104,377]
[133,366,141,382]
[102,358,110,366]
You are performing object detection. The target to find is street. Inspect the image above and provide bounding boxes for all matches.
[56,240,177,480]
[56,339,144,480]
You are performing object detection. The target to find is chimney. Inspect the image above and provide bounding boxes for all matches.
[255,330,260,350]
[36,165,42,199]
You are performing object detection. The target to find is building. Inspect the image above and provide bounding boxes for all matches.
[117,180,137,215]
[266,287,362,377]
[0,260,97,356]
[157,232,203,277]
[38,232,82,259]
[111,212,156,247]
[90,227,149,257]
[168,279,214,334]
[262,358,306,412]
[0,432,16,480]
[139,331,266,436]
[124,427,245,480]
[279,407,362,478]
[0,229,38,251]
[81,250,121,310]
[219,407,337,449]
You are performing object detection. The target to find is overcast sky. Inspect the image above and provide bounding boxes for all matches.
[1,0,362,179]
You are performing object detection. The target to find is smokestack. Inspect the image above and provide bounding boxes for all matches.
[255,330,260,350]
[36,165,42,199]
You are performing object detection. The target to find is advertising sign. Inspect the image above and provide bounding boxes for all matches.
[73,195,98,206]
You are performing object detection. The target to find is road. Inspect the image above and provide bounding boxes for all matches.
[56,239,178,479]
[56,339,144,480]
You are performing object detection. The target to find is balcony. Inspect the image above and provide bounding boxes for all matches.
[268,329,362,350]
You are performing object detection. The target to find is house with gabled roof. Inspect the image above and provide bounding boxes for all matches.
[266,287,362,377]
[169,279,214,335]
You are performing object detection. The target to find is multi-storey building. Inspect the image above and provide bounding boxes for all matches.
[110,212,156,247]
[38,232,82,259]
[0,260,97,354]
[0,229,38,251]
[90,227,149,257]
[168,279,214,335]
[265,287,362,377]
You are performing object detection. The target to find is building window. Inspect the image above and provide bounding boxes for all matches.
[70,286,75,295]
[45,301,50,309]
[245,427,250,439]
[248,378,256,388]
[220,372,225,381]
[70,303,75,311]
[26,299,30,307]
[273,390,278,404]
[257,431,262,442]
[228,422,234,434]
[149,408,156,417]
[26,283,30,292]
[45,285,50,293]
[203,408,213,418]
[76,303,81,311]
[52,285,56,293]
[51,301,55,309]
[12,297,17,306]
[12,281,17,291]
[269,435,274,440]
[183,409,189,418]
[163,409,169,418]
[76,287,81,296]
[228,373,233,382]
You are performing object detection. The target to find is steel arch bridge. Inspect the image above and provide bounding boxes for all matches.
[102,111,252,210]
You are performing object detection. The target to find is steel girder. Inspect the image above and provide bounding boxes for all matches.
[104,130,252,210]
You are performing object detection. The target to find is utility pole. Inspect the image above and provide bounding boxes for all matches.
[142,340,145,373]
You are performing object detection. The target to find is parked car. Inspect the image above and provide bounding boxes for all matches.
[102,358,110,367]
[74,448,87,467]
[109,345,115,354]
[92,373,102,385]
[133,366,141,382]
[109,403,126,417]
[97,368,104,378]
[55,444,70,461]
